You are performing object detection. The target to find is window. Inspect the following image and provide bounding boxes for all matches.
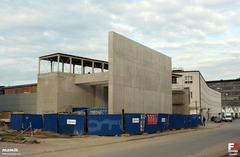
[172,77,177,84]
[222,86,233,90]
[184,76,193,84]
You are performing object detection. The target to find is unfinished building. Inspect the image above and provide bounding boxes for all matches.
[37,32,172,114]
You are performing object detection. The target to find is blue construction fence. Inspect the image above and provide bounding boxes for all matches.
[10,113,201,136]
[72,107,108,115]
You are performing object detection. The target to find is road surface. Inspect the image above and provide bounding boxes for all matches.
[1,120,239,157]
[25,120,239,157]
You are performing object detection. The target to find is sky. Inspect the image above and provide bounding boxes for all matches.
[0,0,240,86]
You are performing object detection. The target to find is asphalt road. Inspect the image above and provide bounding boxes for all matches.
[83,120,240,157]
[29,120,240,157]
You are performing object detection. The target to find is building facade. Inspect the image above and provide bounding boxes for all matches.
[172,74,190,114]
[0,84,37,113]
[3,84,37,95]
[172,70,221,119]
[207,79,240,117]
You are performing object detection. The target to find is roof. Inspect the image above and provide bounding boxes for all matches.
[172,70,207,82]
[40,53,109,69]
[172,70,221,94]
[207,78,240,83]
[40,53,108,64]
[172,70,200,73]
[172,73,182,78]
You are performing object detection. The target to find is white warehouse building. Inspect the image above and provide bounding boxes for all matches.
[172,70,221,120]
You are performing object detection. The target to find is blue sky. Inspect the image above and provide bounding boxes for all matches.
[0,0,240,86]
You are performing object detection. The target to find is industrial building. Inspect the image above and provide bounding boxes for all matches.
[0,32,172,114]
[172,70,221,120]
[207,78,240,117]
[0,84,37,113]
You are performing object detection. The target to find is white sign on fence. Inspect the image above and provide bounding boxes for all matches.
[67,119,76,125]
[132,118,140,123]
[161,118,166,123]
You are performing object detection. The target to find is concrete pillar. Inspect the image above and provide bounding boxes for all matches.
[70,57,72,73]
[57,55,60,72]
[50,61,53,72]
[102,63,104,72]
[81,59,85,74]
[62,62,64,72]
[73,64,75,74]
[92,61,94,73]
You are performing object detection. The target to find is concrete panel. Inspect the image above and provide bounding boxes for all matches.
[172,89,190,105]
[108,32,172,114]
[37,73,59,113]
[57,73,95,112]
[94,86,108,107]
[74,72,108,85]
[172,88,190,114]
[0,93,36,113]
[37,72,108,114]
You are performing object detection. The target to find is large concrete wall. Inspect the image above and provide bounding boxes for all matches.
[108,32,172,114]
[37,72,107,113]
[0,93,36,113]
[37,73,59,113]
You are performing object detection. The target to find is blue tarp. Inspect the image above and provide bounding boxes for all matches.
[125,114,145,134]
[191,114,201,128]
[43,114,58,132]
[10,114,23,130]
[23,114,43,130]
[169,114,185,130]
[158,114,169,132]
[72,107,108,115]
[11,113,201,136]
[183,115,192,129]
[58,114,85,135]
[88,115,122,136]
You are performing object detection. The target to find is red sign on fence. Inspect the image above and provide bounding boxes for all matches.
[147,114,158,125]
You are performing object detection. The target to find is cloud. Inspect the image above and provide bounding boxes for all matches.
[0,0,240,85]
[110,22,136,34]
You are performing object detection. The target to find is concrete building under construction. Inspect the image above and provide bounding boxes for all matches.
[36,32,172,114]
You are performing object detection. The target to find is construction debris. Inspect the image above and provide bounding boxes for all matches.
[0,130,40,144]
